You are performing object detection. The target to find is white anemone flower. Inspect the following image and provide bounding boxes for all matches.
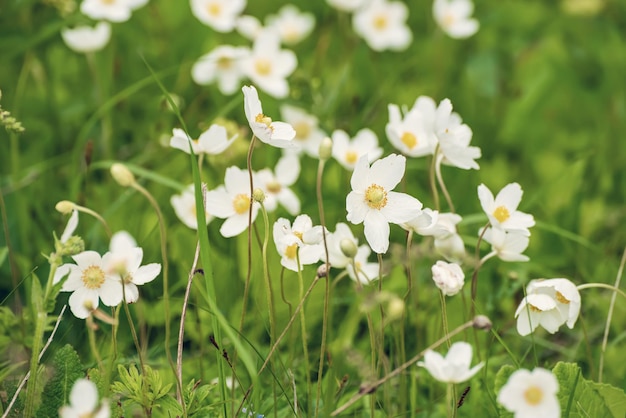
[61,22,111,53]
[481,226,530,262]
[405,210,465,262]
[81,0,133,22]
[169,125,236,155]
[418,341,484,383]
[497,368,560,418]
[171,184,213,230]
[346,154,423,254]
[431,260,465,296]
[326,0,368,12]
[478,183,535,235]
[236,15,263,40]
[59,378,110,418]
[53,251,123,319]
[433,0,479,39]
[515,278,581,336]
[386,104,433,157]
[331,128,383,171]
[353,0,412,52]
[266,5,315,45]
[241,30,297,98]
[273,215,324,272]
[280,105,326,158]
[205,166,259,238]
[190,0,246,32]
[242,85,296,148]
[256,154,301,215]
[191,45,250,94]
[434,98,481,170]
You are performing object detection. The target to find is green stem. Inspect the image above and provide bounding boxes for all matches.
[440,292,451,349]
[429,151,440,211]
[260,203,276,342]
[297,257,312,416]
[470,222,490,317]
[577,283,626,300]
[435,156,455,213]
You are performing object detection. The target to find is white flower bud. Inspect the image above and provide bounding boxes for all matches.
[110,163,135,187]
[55,200,76,214]
[318,136,333,161]
[431,260,465,296]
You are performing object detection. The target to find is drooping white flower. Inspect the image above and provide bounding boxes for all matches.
[280,105,326,158]
[478,183,535,235]
[481,226,530,262]
[515,278,581,336]
[431,260,465,296]
[53,251,123,318]
[241,30,297,98]
[405,210,465,262]
[326,0,368,12]
[256,154,301,215]
[418,341,484,383]
[236,15,263,40]
[273,215,324,272]
[191,45,250,94]
[171,184,213,230]
[346,154,423,254]
[205,166,259,237]
[497,368,560,418]
[81,0,133,22]
[353,0,412,52]
[242,85,296,148]
[266,5,315,45]
[190,0,246,32]
[59,378,110,418]
[331,128,383,171]
[169,125,236,155]
[61,22,111,53]
[433,0,479,39]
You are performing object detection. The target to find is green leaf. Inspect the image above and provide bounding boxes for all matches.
[36,345,84,418]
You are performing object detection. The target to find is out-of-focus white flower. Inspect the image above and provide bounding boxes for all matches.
[331,128,383,171]
[273,215,324,272]
[169,125,236,155]
[61,22,111,53]
[241,30,297,98]
[418,341,483,383]
[433,0,479,39]
[346,154,422,254]
[59,378,110,418]
[190,0,246,32]
[266,5,315,45]
[386,104,434,157]
[242,85,296,148]
[205,166,259,237]
[478,183,535,235]
[171,184,213,230]
[280,105,326,158]
[236,15,263,40]
[353,0,412,51]
[81,0,133,22]
[431,260,464,296]
[127,0,149,9]
[53,251,122,319]
[515,278,580,336]
[257,154,301,215]
[481,227,530,262]
[434,98,481,170]
[497,368,560,418]
[347,245,380,284]
[191,45,250,94]
[326,0,369,12]
[327,223,359,269]
[404,210,465,262]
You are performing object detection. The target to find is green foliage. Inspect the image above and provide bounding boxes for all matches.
[182,379,219,417]
[36,344,84,418]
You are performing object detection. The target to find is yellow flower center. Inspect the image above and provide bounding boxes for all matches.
[284,26,299,43]
[523,386,544,406]
[82,265,105,290]
[233,194,251,215]
[101,0,117,4]
[442,12,456,28]
[345,150,358,165]
[255,113,273,128]
[216,56,233,70]
[207,2,221,17]
[285,243,298,259]
[555,291,570,304]
[401,132,417,149]
[254,58,272,76]
[365,184,387,210]
[373,14,388,30]
[266,180,281,194]
[493,206,510,223]
[294,121,311,140]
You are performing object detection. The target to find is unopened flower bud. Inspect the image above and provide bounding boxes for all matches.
[317,263,329,278]
[55,200,76,214]
[340,238,358,259]
[472,315,492,331]
[57,236,85,256]
[110,163,135,187]
[431,260,465,296]
[252,188,266,203]
[318,137,333,161]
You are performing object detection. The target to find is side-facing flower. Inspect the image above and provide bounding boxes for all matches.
[61,22,111,53]
[431,260,464,296]
[191,45,250,94]
[434,98,481,170]
[266,5,315,45]
[386,104,434,157]
[418,341,484,383]
[59,378,110,418]
[169,125,236,155]
[481,226,530,262]
[497,368,560,418]
[81,0,133,22]
[478,183,535,235]
[326,0,368,12]
[171,184,213,230]
[346,154,422,254]
[273,215,324,272]
[242,85,296,148]
[205,166,259,237]
[433,0,479,39]
[515,278,580,336]
[353,0,412,52]
[256,154,301,215]
[190,0,246,32]
[236,15,263,40]
[280,105,326,157]
[331,128,383,171]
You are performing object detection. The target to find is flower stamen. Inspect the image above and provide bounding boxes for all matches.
[233,194,251,214]
[365,184,388,210]
[82,265,105,290]
[523,386,543,405]
[493,205,510,223]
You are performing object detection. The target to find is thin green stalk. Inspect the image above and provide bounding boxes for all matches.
[435,157,455,213]
[86,317,104,371]
[296,255,312,416]
[440,292,451,349]
[259,203,276,343]
[470,222,490,317]
[104,306,121,397]
[429,151,440,211]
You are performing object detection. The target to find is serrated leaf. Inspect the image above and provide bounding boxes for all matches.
[36,345,84,418]
[494,364,516,394]
[156,394,184,415]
